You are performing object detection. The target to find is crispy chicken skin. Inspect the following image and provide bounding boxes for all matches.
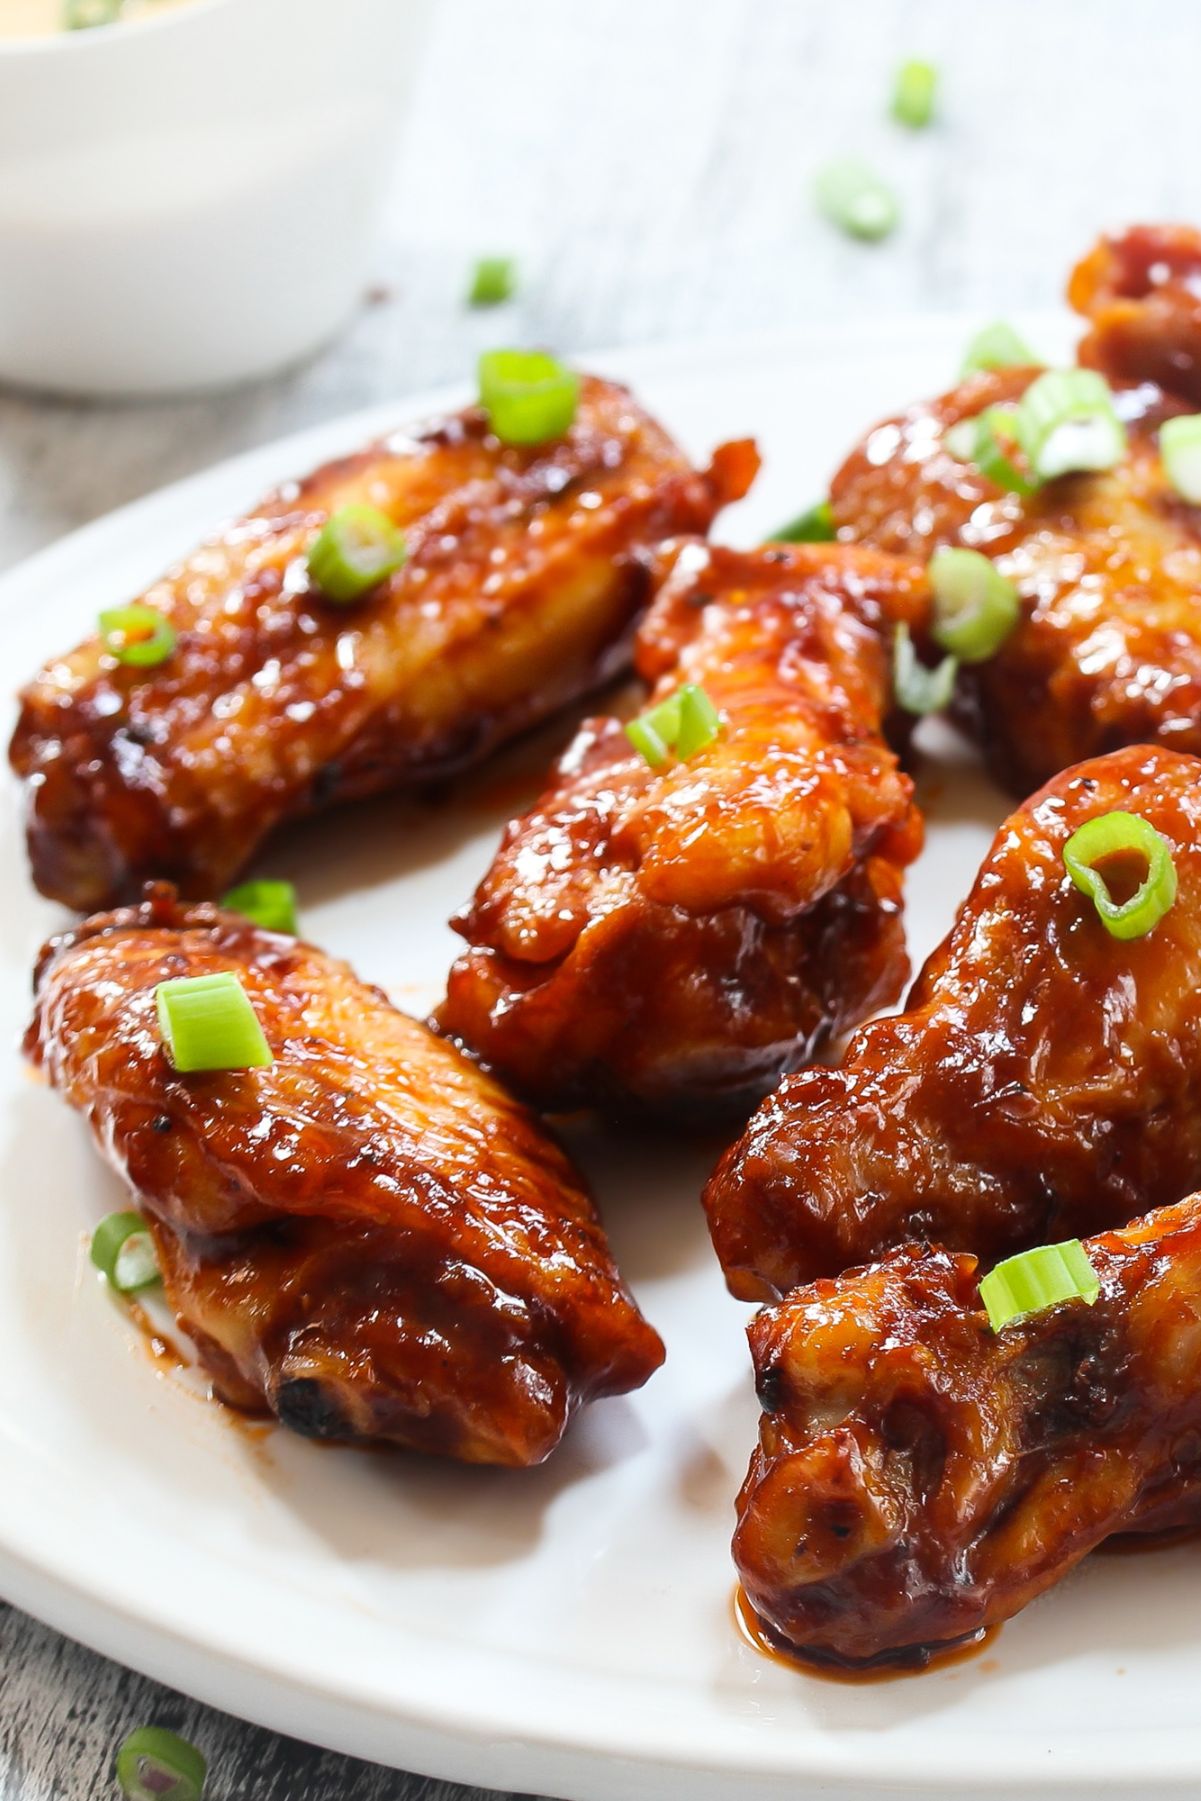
[831,361,1201,795]
[1071,222,1201,404]
[25,886,663,1464]
[10,378,755,912]
[706,747,1201,1300]
[437,542,927,1116]
[735,1193,1201,1670]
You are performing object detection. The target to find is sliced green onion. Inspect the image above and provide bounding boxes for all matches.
[674,683,723,758]
[1160,413,1201,503]
[468,256,517,307]
[1015,368,1126,480]
[960,321,1036,378]
[814,158,899,242]
[928,548,1020,663]
[893,623,957,716]
[220,879,298,936]
[156,972,273,1074]
[942,418,979,461]
[1063,810,1178,941]
[99,605,177,669]
[64,0,122,27]
[980,1239,1100,1332]
[478,349,579,445]
[625,684,721,766]
[969,405,1039,496]
[307,505,407,605]
[891,58,937,128]
[116,1727,207,1801]
[771,500,836,543]
[90,1211,160,1295]
[624,714,671,769]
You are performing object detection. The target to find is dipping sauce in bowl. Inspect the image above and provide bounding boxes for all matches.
[0,0,199,35]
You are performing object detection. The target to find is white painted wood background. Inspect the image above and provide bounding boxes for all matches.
[2,0,1200,1794]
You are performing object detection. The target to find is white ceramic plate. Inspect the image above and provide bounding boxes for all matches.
[5,318,1192,1801]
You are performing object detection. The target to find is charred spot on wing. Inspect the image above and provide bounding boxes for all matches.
[274,1377,353,1441]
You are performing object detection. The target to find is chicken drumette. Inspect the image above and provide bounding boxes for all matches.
[438,541,927,1116]
[11,378,754,911]
[706,746,1201,1299]
[736,1192,1201,1669]
[830,228,1201,796]
[26,887,663,1464]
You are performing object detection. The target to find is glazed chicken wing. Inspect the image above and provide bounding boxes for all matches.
[25,887,663,1464]
[706,747,1201,1299]
[831,239,1201,795]
[11,377,754,911]
[735,1193,1201,1670]
[1071,222,1201,404]
[437,542,927,1116]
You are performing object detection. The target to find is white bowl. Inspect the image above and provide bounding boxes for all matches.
[0,0,432,396]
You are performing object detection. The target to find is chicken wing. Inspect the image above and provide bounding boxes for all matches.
[437,541,927,1116]
[830,248,1201,795]
[735,1193,1201,1671]
[706,746,1201,1299]
[11,377,755,912]
[25,886,663,1464]
[1070,222,1201,404]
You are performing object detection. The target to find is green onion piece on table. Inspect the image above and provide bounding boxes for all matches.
[770,499,836,542]
[307,505,407,605]
[1062,809,1178,941]
[814,158,899,242]
[220,878,299,936]
[1160,413,1201,503]
[960,320,1036,378]
[478,349,579,445]
[928,547,1020,662]
[891,58,938,128]
[625,683,721,767]
[90,1211,160,1294]
[156,972,273,1073]
[979,1239,1100,1332]
[115,1727,207,1801]
[99,605,177,669]
[468,256,517,307]
[892,622,957,716]
[1015,368,1126,480]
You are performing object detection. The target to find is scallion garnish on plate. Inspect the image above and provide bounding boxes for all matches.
[220,879,299,936]
[770,500,836,543]
[156,972,273,1074]
[814,158,899,242]
[960,321,1036,378]
[1160,413,1201,503]
[1014,368,1126,480]
[979,1239,1100,1332]
[928,547,1020,663]
[625,683,722,768]
[99,605,177,669]
[892,622,956,716]
[115,1726,207,1801]
[478,349,580,446]
[1063,810,1178,941]
[90,1211,160,1295]
[307,504,407,605]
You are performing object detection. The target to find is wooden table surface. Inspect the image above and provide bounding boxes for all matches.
[2,0,1199,1795]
